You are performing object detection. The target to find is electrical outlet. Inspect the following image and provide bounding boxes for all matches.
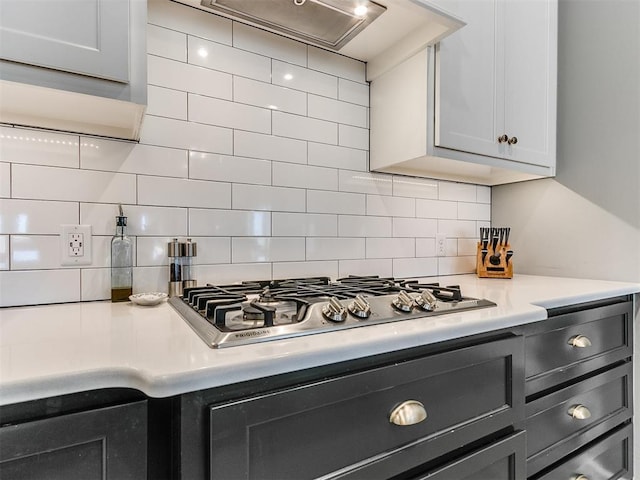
[61,225,92,266]
[436,234,447,257]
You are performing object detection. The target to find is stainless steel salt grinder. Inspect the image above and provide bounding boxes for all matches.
[181,238,197,290]
[168,238,182,297]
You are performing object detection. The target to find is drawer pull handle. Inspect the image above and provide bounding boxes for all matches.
[389,400,427,426]
[568,335,592,348]
[568,405,591,420]
[572,475,590,480]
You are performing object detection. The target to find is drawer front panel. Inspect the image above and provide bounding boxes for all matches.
[536,423,633,480]
[209,336,524,480]
[525,301,632,395]
[526,362,632,475]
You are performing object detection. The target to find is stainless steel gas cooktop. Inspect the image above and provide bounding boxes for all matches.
[168,276,496,348]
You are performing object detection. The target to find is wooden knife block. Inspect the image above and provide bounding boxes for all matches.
[476,242,513,279]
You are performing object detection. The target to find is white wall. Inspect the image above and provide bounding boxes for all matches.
[0,0,491,307]
[493,0,640,283]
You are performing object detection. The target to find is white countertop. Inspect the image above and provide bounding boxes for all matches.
[1,274,638,406]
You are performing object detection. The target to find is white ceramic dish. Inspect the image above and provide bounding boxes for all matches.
[129,292,168,306]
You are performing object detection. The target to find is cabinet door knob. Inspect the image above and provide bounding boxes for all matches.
[508,136,518,145]
[389,400,427,426]
[497,134,509,143]
[568,404,591,420]
[568,335,592,348]
[573,475,590,480]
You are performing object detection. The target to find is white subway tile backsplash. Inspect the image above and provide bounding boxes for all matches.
[306,238,365,260]
[308,143,367,171]
[367,195,415,218]
[477,186,491,204]
[233,184,306,212]
[138,176,231,209]
[0,235,8,270]
[308,95,367,128]
[0,269,80,307]
[81,139,188,178]
[234,131,306,164]
[148,55,232,100]
[12,165,136,204]
[458,202,491,221]
[0,162,9,197]
[273,60,338,98]
[273,111,337,144]
[234,76,306,115]
[308,46,366,83]
[438,181,477,202]
[189,209,271,237]
[338,78,369,107]
[366,238,415,258]
[147,24,187,62]
[338,259,392,278]
[338,215,391,238]
[232,237,305,263]
[188,36,271,82]
[273,261,338,280]
[272,213,337,237]
[438,256,476,275]
[147,85,188,120]
[196,263,272,285]
[140,115,233,154]
[81,204,188,236]
[189,152,271,185]
[80,268,110,301]
[233,22,307,67]
[0,199,78,234]
[393,177,438,199]
[437,220,477,239]
[189,94,271,134]
[393,258,438,278]
[339,124,369,150]
[338,170,392,195]
[0,126,79,168]
[273,162,338,190]
[392,218,437,238]
[1,6,490,305]
[148,0,232,45]
[307,190,366,215]
[416,238,436,257]
[11,235,62,270]
[416,199,457,219]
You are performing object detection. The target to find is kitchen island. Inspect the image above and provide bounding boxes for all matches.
[0,274,638,479]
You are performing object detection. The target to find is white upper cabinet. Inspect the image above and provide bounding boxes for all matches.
[370,0,558,185]
[0,0,147,140]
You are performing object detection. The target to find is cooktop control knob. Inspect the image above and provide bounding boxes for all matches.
[348,294,371,319]
[415,289,438,311]
[392,290,414,312]
[322,297,348,323]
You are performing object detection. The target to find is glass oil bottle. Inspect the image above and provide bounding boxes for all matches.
[111,205,133,302]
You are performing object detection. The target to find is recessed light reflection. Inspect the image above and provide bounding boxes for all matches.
[283,73,293,81]
[267,105,279,110]
[354,5,368,16]
[197,47,208,58]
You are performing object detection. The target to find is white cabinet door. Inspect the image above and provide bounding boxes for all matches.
[0,0,130,83]
[436,0,556,168]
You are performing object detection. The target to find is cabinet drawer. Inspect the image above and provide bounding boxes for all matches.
[534,423,633,480]
[209,336,524,480]
[526,362,632,476]
[0,400,147,480]
[413,431,525,480]
[524,301,632,396]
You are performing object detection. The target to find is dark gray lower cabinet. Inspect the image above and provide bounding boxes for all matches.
[207,336,524,480]
[0,400,147,480]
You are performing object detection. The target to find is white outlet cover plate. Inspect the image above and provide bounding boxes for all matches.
[436,233,447,257]
[61,224,92,266]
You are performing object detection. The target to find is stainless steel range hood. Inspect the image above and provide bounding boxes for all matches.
[171,0,465,80]
[200,0,386,51]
